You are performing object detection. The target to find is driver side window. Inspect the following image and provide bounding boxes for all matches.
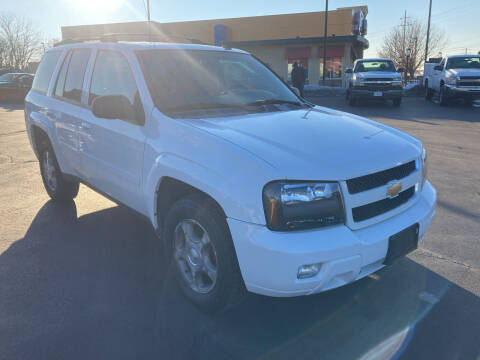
[89,50,143,124]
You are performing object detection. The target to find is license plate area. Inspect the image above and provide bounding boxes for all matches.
[384,223,419,265]
[374,91,383,97]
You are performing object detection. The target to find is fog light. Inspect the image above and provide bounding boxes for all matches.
[297,263,321,279]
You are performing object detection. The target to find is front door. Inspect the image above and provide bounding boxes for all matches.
[79,49,146,212]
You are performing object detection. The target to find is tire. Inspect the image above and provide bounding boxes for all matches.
[39,143,79,201]
[424,81,433,100]
[348,95,356,106]
[439,85,448,106]
[163,193,245,313]
[393,98,402,107]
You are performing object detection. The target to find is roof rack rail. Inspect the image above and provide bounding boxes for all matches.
[54,33,206,46]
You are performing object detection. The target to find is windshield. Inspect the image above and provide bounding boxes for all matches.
[354,60,396,73]
[446,57,480,69]
[137,49,303,118]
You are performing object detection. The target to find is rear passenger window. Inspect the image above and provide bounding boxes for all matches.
[31,51,61,94]
[89,51,138,106]
[63,49,91,103]
[54,52,72,98]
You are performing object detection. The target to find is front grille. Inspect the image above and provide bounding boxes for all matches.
[458,81,480,87]
[365,78,393,82]
[346,161,416,194]
[459,76,480,80]
[352,186,415,222]
[359,85,398,91]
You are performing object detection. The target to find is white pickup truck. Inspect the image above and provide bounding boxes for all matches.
[345,58,404,107]
[25,41,436,312]
[424,54,480,105]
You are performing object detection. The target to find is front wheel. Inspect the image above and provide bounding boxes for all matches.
[163,193,245,312]
[348,95,357,106]
[439,86,448,106]
[39,143,79,201]
[424,81,433,100]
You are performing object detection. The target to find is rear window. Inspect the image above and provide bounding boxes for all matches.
[31,51,61,94]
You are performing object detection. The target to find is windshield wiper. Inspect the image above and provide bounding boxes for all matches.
[245,99,304,107]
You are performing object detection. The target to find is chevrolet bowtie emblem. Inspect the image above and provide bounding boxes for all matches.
[386,182,402,198]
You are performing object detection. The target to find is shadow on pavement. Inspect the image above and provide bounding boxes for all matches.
[0,201,479,360]
[0,102,24,112]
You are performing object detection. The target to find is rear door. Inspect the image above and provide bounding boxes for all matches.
[79,49,146,211]
[432,59,445,91]
[51,48,92,176]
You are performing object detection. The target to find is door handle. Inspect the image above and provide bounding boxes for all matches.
[81,121,92,130]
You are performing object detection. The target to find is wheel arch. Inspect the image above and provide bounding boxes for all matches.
[154,176,227,236]
[30,123,53,158]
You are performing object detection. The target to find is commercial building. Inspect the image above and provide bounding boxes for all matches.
[62,6,369,86]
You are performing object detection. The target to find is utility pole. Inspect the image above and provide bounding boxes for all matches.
[425,0,432,62]
[146,0,151,41]
[400,11,411,74]
[322,0,328,84]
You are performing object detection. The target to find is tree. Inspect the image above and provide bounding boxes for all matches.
[0,12,41,70]
[378,17,447,78]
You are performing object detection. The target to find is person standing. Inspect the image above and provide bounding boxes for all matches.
[291,62,306,97]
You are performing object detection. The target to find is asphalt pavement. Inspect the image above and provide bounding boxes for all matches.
[0,98,479,360]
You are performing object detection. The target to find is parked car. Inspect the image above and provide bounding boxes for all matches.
[25,42,436,312]
[345,58,404,106]
[0,73,34,102]
[424,54,480,105]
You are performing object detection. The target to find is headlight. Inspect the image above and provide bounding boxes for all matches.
[445,76,458,85]
[421,148,428,188]
[352,75,364,87]
[262,181,345,231]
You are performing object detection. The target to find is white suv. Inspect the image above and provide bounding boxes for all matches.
[25,42,436,311]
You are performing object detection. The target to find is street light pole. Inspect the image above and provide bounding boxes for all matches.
[406,47,411,83]
[322,0,328,84]
[425,0,432,62]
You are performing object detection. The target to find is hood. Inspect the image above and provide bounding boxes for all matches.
[356,72,401,80]
[446,68,480,77]
[188,107,421,181]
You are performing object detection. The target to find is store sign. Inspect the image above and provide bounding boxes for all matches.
[352,10,367,36]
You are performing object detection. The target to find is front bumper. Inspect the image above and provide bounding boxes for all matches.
[228,181,436,297]
[444,85,480,100]
[350,88,403,100]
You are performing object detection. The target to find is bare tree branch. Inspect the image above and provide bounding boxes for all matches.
[378,17,447,77]
[0,12,41,71]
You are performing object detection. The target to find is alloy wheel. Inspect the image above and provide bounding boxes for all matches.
[173,219,218,294]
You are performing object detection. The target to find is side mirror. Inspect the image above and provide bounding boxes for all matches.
[397,68,404,73]
[434,65,443,71]
[291,86,301,97]
[345,68,353,74]
[92,95,137,122]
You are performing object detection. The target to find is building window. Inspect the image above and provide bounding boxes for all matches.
[287,59,308,83]
[319,57,343,79]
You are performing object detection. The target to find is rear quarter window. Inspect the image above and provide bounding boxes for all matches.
[31,51,61,94]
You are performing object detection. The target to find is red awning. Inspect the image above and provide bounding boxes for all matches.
[285,47,311,59]
[317,46,345,58]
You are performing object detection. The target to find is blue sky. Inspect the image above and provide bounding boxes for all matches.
[3,0,479,57]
